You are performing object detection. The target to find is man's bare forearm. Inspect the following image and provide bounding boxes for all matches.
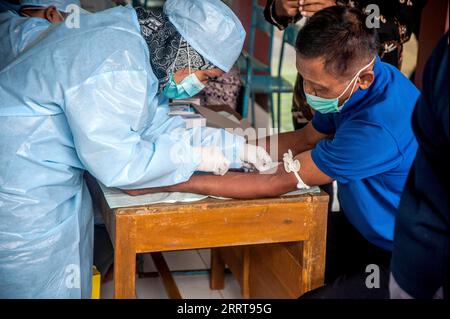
[255,123,321,161]
[123,134,333,199]
[124,166,298,199]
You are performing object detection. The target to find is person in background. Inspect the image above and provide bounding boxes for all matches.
[19,0,79,21]
[198,64,242,110]
[0,0,76,70]
[264,0,426,129]
[390,34,449,300]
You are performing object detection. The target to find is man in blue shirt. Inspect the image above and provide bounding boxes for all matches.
[126,6,420,298]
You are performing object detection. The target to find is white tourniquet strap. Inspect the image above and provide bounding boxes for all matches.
[282,149,310,190]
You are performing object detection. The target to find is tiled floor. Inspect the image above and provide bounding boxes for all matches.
[100,249,243,299]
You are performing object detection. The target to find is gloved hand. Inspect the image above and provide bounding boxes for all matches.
[194,146,231,176]
[239,144,273,172]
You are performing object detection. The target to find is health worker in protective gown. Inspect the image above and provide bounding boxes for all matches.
[0,0,271,298]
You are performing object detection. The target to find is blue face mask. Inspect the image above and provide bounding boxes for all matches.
[163,72,205,100]
[163,41,206,100]
[304,57,376,114]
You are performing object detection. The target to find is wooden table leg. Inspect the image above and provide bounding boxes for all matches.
[241,247,251,299]
[213,247,251,298]
[300,196,329,295]
[210,248,225,290]
[151,252,182,299]
[114,215,137,299]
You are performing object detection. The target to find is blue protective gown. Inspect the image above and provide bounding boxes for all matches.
[0,5,244,298]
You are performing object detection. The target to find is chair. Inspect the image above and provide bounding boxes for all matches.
[276,23,301,129]
[241,0,296,131]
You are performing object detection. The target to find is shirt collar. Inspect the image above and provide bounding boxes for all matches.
[339,56,384,113]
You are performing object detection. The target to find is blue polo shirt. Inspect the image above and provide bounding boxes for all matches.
[311,56,420,251]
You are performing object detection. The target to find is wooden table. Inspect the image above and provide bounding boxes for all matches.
[88,176,329,299]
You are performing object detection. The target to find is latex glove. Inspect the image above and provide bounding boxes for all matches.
[194,146,230,176]
[239,144,273,172]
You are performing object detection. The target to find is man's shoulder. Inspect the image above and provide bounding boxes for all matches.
[380,61,420,97]
[363,62,420,122]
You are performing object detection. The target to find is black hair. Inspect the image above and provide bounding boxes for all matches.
[296,6,379,77]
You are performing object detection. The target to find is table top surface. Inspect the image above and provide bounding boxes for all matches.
[108,191,329,215]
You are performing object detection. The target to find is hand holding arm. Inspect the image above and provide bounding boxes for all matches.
[124,150,332,199]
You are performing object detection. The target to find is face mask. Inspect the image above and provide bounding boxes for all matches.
[304,57,376,114]
[163,42,205,100]
[162,72,205,100]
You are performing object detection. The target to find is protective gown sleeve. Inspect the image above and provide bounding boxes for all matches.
[63,68,206,189]
[64,68,245,189]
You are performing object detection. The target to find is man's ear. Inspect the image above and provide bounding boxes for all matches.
[43,6,63,23]
[358,70,375,90]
